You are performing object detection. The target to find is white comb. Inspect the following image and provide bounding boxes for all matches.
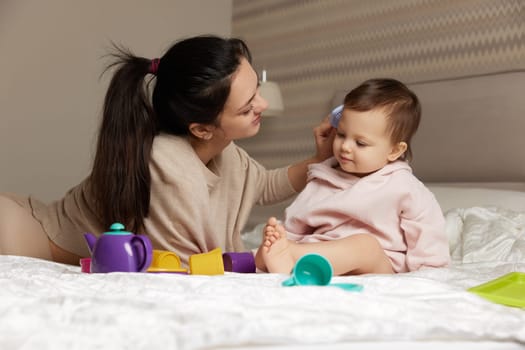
[330,104,343,128]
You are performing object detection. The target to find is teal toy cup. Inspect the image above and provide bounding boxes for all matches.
[282,253,332,286]
[282,253,363,292]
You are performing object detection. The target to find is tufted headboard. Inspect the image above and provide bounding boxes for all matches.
[244,70,525,232]
[331,70,525,191]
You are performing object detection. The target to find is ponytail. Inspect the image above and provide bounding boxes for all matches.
[89,35,252,233]
[89,46,156,233]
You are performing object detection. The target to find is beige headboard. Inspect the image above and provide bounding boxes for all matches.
[331,70,525,190]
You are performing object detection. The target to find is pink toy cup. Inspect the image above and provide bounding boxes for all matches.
[80,257,91,273]
[222,252,256,273]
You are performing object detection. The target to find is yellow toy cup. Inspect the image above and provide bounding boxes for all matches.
[148,249,188,274]
[189,247,224,275]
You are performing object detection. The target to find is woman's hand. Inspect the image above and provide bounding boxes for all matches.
[287,113,336,192]
[313,113,335,162]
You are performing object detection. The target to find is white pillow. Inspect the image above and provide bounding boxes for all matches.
[427,185,525,213]
[243,185,525,251]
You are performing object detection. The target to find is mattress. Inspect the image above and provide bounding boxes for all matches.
[1,190,524,350]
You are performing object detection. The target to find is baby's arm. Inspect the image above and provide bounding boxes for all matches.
[401,189,451,271]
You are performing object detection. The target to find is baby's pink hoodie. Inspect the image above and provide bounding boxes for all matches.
[284,158,451,272]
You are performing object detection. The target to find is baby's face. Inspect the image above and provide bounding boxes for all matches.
[332,108,398,176]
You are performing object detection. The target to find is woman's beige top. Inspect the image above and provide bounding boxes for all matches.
[29,134,296,265]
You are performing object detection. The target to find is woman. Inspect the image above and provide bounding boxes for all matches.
[0,35,334,266]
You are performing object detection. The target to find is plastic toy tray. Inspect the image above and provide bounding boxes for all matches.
[468,272,525,308]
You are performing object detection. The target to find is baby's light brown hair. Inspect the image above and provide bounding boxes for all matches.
[343,78,421,161]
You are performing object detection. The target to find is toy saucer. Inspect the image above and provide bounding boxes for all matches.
[147,267,188,274]
[147,249,188,274]
[468,272,525,308]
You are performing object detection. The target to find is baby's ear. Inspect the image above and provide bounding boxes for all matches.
[387,141,408,162]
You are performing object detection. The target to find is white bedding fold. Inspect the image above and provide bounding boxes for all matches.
[446,206,525,263]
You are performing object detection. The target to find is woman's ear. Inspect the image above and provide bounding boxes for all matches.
[189,123,215,141]
[387,141,408,161]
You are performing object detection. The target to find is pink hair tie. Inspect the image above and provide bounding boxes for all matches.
[149,58,160,75]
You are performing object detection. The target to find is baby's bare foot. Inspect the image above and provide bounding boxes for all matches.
[262,217,280,250]
[255,217,282,271]
[261,220,296,274]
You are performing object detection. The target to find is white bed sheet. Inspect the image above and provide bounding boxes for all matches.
[1,257,524,350]
[1,205,525,350]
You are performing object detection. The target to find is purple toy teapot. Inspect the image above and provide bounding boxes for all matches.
[84,222,153,273]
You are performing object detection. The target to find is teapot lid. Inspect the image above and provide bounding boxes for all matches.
[103,222,132,235]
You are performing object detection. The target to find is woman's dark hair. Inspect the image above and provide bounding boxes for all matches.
[344,78,421,161]
[89,35,252,232]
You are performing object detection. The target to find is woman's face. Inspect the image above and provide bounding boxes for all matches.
[214,58,268,141]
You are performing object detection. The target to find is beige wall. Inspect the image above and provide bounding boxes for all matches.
[0,0,232,201]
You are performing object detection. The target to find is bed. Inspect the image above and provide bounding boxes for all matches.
[1,71,525,349]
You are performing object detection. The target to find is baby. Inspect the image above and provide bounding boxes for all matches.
[255,78,451,275]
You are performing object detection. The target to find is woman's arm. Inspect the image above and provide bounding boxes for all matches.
[287,114,335,191]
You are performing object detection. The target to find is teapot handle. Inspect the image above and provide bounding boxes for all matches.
[131,235,153,272]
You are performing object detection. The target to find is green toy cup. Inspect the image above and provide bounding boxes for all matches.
[282,253,363,292]
[282,253,333,286]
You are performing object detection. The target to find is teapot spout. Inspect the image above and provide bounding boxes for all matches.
[84,232,97,255]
